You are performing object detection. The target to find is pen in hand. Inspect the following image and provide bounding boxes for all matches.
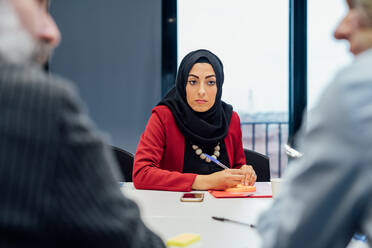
[212,216,256,228]
[203,153,229,170]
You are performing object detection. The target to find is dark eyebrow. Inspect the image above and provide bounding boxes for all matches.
[188,74,216,79]
[188,74,199,79]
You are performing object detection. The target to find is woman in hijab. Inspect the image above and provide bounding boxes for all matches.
[133,49,256,191]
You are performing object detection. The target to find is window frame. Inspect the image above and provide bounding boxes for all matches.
[161,0,308,143]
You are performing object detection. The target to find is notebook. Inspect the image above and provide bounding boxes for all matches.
[209,182,272,198]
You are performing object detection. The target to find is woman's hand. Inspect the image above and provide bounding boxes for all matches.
[239,165,257,186]
[192,169,245,190]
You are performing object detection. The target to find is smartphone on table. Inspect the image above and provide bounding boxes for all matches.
[180,193,204,202]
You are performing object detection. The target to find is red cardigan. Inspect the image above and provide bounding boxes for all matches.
[133,105,246,191]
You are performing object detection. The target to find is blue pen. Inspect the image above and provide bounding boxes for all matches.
[203,153,229,170]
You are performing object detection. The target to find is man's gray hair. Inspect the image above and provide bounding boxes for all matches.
[0,0,35,64]
[354,0,372,26]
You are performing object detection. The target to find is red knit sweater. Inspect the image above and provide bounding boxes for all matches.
[133,105,246,191]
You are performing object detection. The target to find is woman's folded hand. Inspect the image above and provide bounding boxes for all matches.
[192,169,245,190]
[239,165,257,186]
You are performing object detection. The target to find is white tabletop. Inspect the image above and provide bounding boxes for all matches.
[121,183,273,248]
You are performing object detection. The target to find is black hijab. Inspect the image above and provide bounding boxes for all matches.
[158,49,233,145]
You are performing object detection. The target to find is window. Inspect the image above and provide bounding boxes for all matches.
[178,0,289,177]
[308,0,352,109]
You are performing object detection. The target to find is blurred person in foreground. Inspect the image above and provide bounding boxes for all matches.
[258,0,372,247]
[0,0,165,247]
[258,0,372,248]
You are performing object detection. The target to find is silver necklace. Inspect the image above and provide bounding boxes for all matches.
[192,142,220,163]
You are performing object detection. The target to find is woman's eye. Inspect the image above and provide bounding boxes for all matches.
[189,80,197,85]
[208,81,216,86]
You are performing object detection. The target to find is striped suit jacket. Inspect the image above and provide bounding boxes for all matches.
[0,59,164,248]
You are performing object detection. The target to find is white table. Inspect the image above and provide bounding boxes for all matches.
[121,183,273,248]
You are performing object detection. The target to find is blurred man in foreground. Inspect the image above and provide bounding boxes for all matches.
[258,0,372,247]
[0,0,164,247]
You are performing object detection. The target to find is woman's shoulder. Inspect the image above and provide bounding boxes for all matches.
[151,105,176,124]
[227,111,242,135]
[230,111,241,124]
[152,105,172,116]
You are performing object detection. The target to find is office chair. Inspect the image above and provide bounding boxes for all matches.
[111,146,134,182]
[243,148,270,182]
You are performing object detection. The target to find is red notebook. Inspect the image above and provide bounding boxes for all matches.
[209,182,272,198]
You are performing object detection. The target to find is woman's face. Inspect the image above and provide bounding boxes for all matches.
[186,63,218,112]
